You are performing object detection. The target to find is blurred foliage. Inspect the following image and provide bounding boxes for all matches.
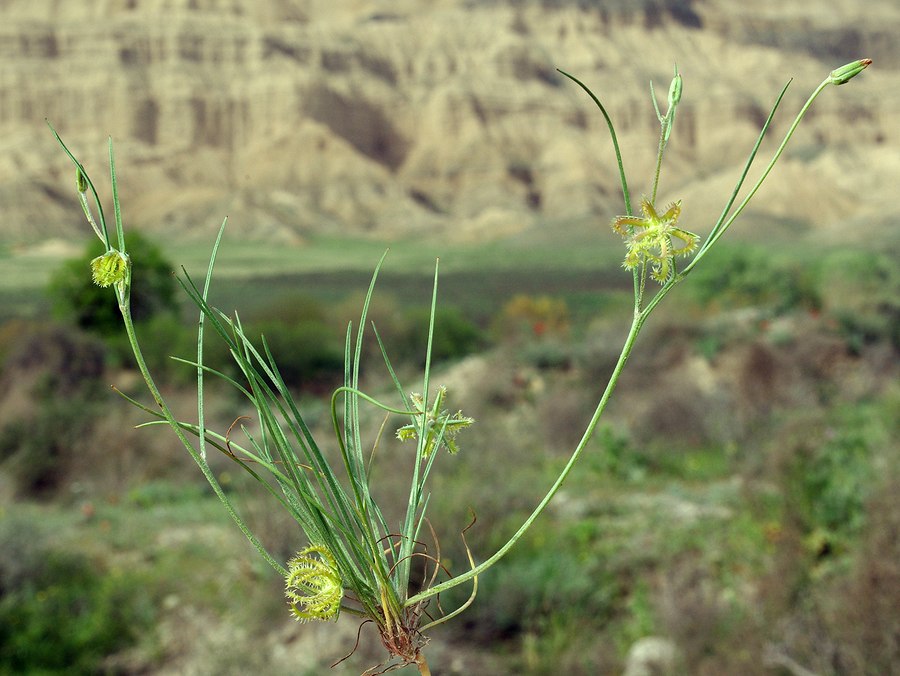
[688,244,820,315]
[778,402,889,560]
[493,294,570,343]
[0,513,153,674]
[0,398,97,495]
[332,292,484,369]
[48,232,179,335]
[0,324,107,495]
[818,250,900,353]
[399,306,485,366]
[249,319,345,391]
[449,516,619,641]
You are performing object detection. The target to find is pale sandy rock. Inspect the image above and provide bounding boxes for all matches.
[0,0,896,248]
[624,636,679,676]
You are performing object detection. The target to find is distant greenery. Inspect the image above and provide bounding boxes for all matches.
[819,249,900,352]
[48,232,179,335]
[0,325,106,495]
[0,514,153,674]
[399,306,485,366]
[688,244,820,314]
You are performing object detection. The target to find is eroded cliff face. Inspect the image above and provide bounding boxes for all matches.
[1,0,897,246]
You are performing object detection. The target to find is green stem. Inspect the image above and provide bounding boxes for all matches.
[557,69,632,216]
[416,652,432,676]
[650,121,667,205]
[404,310,645,607]
[683,77,830,276]
[116,275,287,577]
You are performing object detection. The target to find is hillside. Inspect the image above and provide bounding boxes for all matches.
[1,0,898,251]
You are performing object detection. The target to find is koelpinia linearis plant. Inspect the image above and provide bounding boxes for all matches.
[50,57,870,674]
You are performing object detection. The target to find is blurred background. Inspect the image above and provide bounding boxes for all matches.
[1,0,897,674]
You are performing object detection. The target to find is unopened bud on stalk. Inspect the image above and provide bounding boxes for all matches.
[76,169,87,193]
[667,65,682,110]
[829,59,872,85]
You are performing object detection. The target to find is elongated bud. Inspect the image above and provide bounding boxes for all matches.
[829,59,872,85]
[667,65,682,109]
[76,169,88,193]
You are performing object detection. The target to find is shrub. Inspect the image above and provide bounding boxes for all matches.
[48,232,179,335]
[400,306,484,366]
[0,325,107,495]
[248,319,345,391]
[114,312,198,384]
[451,520,617,640]
[819,250,900,353]
[0,399,96,495]
[688,245,820,315]
[492,294,570,344]
[0,514,153,674]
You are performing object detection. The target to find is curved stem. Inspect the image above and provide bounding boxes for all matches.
[116,276,287,577]
[557,69,632,216]
[683,78,830,276]
[404,311,644,607]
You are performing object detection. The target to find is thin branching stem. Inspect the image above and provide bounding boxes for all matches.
[405,310,643,606]
[116,275,287,576]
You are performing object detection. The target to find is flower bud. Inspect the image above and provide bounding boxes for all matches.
[76,169,88,193]
[667,66,683,109]
[829,59,872,85]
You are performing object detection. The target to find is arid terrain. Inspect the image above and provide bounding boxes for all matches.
[1,0,898,252]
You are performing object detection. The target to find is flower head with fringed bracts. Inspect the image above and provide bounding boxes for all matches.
[612,197,700,284]
[395,386,474,457]
[90,249,129,288]
[285,545,344,623]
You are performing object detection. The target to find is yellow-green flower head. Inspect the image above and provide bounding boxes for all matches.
[285,545,343,623]
[90,250,129,288]
[612,197,699,284]
[395,386,474,456]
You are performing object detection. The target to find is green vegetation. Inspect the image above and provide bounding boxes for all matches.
[0,58,885,674]
[0,510,155,674]
[49,232,179,336]
[1,236,894,672]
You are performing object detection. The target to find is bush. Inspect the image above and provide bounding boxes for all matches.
[0,514,153,674]
[782,415,876,556]
[450,520,617,641]
[0,400,96,495]
[113,312,198,383]
[249,319,344,391]
[0,325,107,495]
[400,306,484,366]
[492,294,570,344]
[689,245,820,315]
[818,250,900,353]
[48,232,179,335]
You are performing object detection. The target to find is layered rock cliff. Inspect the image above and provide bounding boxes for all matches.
[1,0,896,247]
